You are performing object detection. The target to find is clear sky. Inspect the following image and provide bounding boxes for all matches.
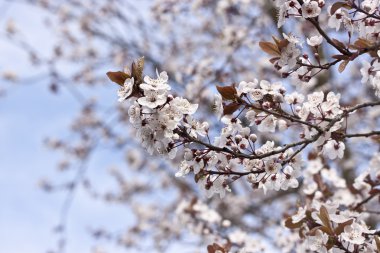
[0,2,138,253]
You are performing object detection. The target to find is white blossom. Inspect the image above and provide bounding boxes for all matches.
[307,35,323,46]
[118,77,134,102]
[302,0,321,18]
[322,139,345,159]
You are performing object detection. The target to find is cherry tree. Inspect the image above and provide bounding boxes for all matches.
[3,0,380,252]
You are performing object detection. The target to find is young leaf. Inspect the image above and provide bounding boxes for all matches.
[259,41,281,56]
[216,85,237,100]
[351,38,373,50]
[334,219,353,235]
[332,39,346,50]
[284,216,304,229]
[331,54,349,60]
[330,2,352,15]
[318,206,334,235]
[338,60,349,73]
[132,56,145,83]
[223,102,241,115]
[277,39,289,51]
[106,71,130,86]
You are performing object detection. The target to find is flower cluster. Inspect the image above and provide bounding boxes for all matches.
[361,57,380,97]
[116,66,201,159]
[175,198,266,253]
[275,0,324,28]
[287,201,378,253]
[108,44,380,249]
[263,0,380,90]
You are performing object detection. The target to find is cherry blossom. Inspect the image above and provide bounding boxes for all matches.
[301,0,322,18]
[306,35,323,46]
[117,77,134,102]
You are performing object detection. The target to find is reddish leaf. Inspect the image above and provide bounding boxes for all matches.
[334,219,353,235]
[272,36,289,50]
[207,245,215,253]
[277,39,289,50]
[259,41,281,56]
[207,243,225,253]
[106,71,130,86]
[284,216,304,229]
[223,103,241,115]
[216,85,237,100]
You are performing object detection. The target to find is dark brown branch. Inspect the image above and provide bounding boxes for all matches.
[307,17,351,56]
[344,131,380,138]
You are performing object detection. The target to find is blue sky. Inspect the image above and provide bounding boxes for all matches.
[0,2,137,252]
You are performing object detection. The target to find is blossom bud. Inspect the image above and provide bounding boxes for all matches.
[222,220,231,227]
[167,94,174,101]
[249,134,257,142]
[235,135,242,143]
[202,122,209,132]
[303,76,311,82]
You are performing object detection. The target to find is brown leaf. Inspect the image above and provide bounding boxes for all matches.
[318,206,334,235]
[269,57,280,64]
[131,56,145,83]
[272,36,289,50]
[338,60,349,73]
[223,103,241,115]
[207,243,225,253]
[332,39,346,50]
[330,2,352,15]
[369,50,379,57]
[334,219,353,235]
[308,226,323,236]
[106,71,130,86]
[259,41,281,56]
[216,85,237,100]
[352,38,373,50]
[277,39,289,50]
[194,170,207,183]
[331,54,349,60]
[284,216,304,229]
[207,245,215,253]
